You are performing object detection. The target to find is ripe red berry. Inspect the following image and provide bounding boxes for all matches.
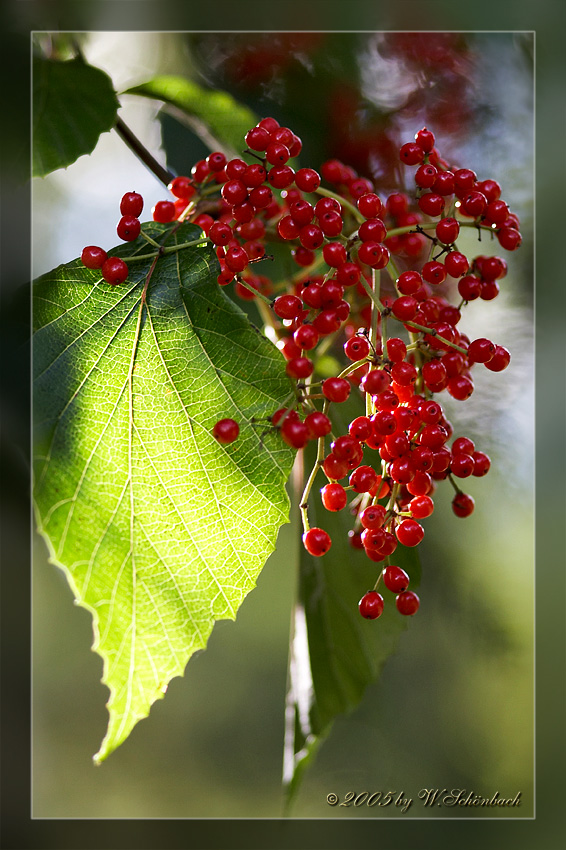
[467,337,496,364]
[399,142,425,165]
[294,324,319,350]
[286,357,314,380]
[81,245,107,269]
[395,518,424,547]
[360,504,386,529]
[101,256,128,285]
[322,377,351,403]
[303,527,332,556]
[382,565,410,593]
[418,192,445,217]
[304,411,332,439]
[357,193,383,218]
[396,590,420,615]
[349,416,373,442]
[273,294,302,320]
[221,179,248,207]
[152,200,176,223]
[484,345,511,372]
[359,591,384,619]
[344,336,371,361]
[452,492,475,517]
[321,482,348,512]
[280,418,310,449]
[120,191,144,217]
[414,127,435,152]
[409,494,434,518]
[349,465,378,493]
[435,217,460,244]
[117,215,141,242]
[168,177,194,200]
[295,168,321,193]
[212,418,239,444]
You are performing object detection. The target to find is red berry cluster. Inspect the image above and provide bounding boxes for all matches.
[81,191,145,284]
[208,122,519,622]
[78,119,520,624]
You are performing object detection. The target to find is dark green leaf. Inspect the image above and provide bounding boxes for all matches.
[33,55,120,177]
[33,222,295,762]
[284,442,421,806]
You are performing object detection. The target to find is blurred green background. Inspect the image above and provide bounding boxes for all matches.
[29,29,536,827]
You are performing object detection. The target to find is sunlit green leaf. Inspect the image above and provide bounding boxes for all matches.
[124,76,258,158]
[33,222,295,762]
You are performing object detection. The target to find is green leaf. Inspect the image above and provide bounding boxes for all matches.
[284,443,421,807]
[33,223,295,762]
[124,76,258,158]
[33,55,120,177]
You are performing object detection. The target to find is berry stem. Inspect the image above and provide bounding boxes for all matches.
[402,320,468,354]
[114,116,175,187]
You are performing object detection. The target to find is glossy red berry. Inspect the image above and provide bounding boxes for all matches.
[435,217,460,244]
[344,336,371,361]
[101,256,128,285]
[357,193,383,218]
[304,411,332,439]
[382,565,410,593]
[322,377,351,403]
[349,465,378,493]
[484,345,511,372]
[321,482,348,512]
[395,519,424,547]
[120,191,144,217]
[212,418,239,444]
[168,177,194,200]
[280,418,310,449]
[273,294,302,320]
[452,492,475,517]
[359,591,384,620]
[418,192,445,217]
[81,245,107,269]
[303,527,332,557]
[117,215,141,242]
[399,142,425,165]
[396,590,420,616]
[360,504,386,529]
[152,200,176,223]
[295,168,321,193]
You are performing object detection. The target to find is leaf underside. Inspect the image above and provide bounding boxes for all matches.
[284,440,421,807]
[33,223,295,762]
[33,55,120,178]
[124,75,258,159]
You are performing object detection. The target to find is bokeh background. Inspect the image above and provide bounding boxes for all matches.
[31,29,534,820]
[1,2,564,848]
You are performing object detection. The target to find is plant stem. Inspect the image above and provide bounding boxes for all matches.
[114,116,175,187]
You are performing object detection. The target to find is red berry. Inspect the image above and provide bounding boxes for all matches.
[344,336,370,361]
[349,416,373,442]
[321,482,347,512]
[323,453,349,481]
[304,411,332,439]
[472,451,491,476]
[383,565,410,592]
[303,527,332,557]
[359,591,384,620]
[467,337,496,364]
[418,193,445,217]
[415,163,438,189]
[212,418,239,444]
[497,227,522,251]
[435,217,460,244]
[358,218,387,243]
[349,465,378,493]
[152,201,176,223]
[395,518,424,547]
[395,590,420,615]
[399,142,425,165]
[245,125,271,151]
[460,191,487,218]
[120,191,144,217]
[357,193,383,218]
[295,168,321,193]
[168,177,194,200]
[225,245,248,273]
[396,270,423,295]
[360,504,386,529]
[81,245,107,269]
[409,494,434,518]
[280,417,310,449]
[286,357,314,380]
[117,215,141,242]
[452,492,475,517]
[322,377,351,403]
[273,294,302,320]
[484,345,510,372]
[422,260,446,285]
[444,251,469,277]
[294,324,319,351]
[101,256,128,285]
[414,127,435,152]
